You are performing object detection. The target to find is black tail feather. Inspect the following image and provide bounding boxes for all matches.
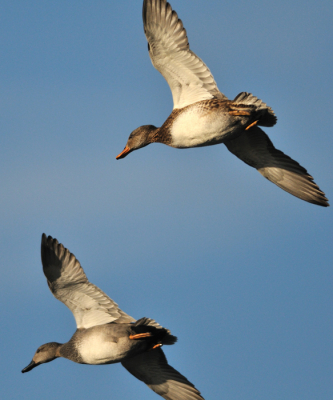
[234,92,277,127]
[133,317,177,345]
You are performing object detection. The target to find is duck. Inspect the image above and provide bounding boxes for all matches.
[116,0,328,207]
[22,234,205,400]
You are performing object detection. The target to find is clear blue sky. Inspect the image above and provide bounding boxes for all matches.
[1,1,332,399]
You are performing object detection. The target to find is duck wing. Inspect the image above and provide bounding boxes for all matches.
[41,234,135,329]
[122,348,204,400]
[224,126,329,206]
[143,0,226,110]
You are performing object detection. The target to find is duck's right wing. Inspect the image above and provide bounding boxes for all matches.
[143,0,226,110]
[122,348,204,400]
[41,234,135,329]
[224,127,329,206]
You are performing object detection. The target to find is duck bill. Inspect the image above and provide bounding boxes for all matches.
[22,360,38,373]
[116,146,131,159]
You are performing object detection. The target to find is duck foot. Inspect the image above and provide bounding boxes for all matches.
[129,332,153,340]
[149,343,163,351]
[245,120,258,130]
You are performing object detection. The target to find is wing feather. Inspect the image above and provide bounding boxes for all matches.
[143,0,226,110]
[224,127,329,206]
[122,348,205,399]
[41,234,135,329]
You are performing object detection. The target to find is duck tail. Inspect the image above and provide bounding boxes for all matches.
[234,92,277,127]
[133,317,177,345]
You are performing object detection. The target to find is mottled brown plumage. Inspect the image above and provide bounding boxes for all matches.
[116,0,328,206]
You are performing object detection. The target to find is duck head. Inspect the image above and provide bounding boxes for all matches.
[22,342,61,373]
[116,125,157,159]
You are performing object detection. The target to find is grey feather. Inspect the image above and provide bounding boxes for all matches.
[224,127,329,206]
[41,234,135,329]
[122,348,204,400]
[143,0,226,109]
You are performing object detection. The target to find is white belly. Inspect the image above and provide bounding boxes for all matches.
[170,107,238,148]
[79,332,127,365]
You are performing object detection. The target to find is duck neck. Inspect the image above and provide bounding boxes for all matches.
[151,108,184,145]
[55,343,64,358]
[58,333,84,363]
[145,125,160,143]
[150,125,172,145]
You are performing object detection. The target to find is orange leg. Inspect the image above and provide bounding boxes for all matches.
[245,120,258,130]
[149,343,162,351]
[129,333,153,340]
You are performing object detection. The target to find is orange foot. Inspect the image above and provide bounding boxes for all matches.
[129,332,153,340]
[149,343,162,351]
[245,120,258,130]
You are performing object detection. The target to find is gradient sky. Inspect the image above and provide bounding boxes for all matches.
[1,1,333,399]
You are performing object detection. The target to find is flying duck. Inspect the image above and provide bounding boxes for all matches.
[116,0,328,207]
[22,234,204,400]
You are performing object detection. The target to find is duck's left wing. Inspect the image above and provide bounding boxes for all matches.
[143,0,226,110]
[224,127,329,206]
[41,234,135,329]
[122,348,205,400]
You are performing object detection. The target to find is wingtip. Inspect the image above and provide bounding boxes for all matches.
[40,234,65,267]
[41,233,50,250]
[317,191,329,207]
[303,179,329,207]
[41,233,58,249]
[311,197,329,207]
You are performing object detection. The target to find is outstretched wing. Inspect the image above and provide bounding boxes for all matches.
[224,127,329,206]
[122,348,205,400]
[41,234,135,329]
[143,0,226,110]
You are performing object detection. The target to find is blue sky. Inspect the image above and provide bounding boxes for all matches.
[1,1,333,399]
